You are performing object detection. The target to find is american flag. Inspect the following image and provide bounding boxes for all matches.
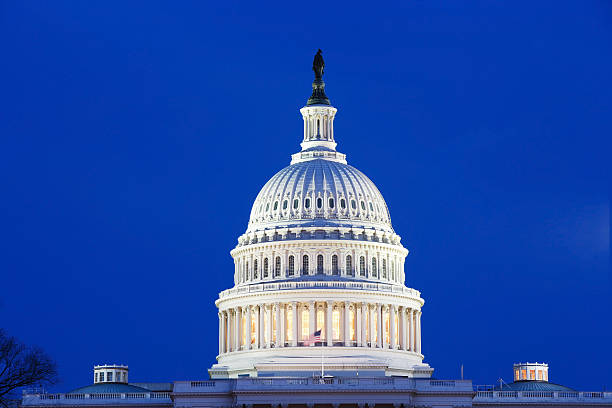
[304,329,321,346]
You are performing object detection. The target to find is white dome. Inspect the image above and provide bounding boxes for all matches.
[247,159,393,234]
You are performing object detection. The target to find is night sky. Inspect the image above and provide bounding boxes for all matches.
[1,1,610,392]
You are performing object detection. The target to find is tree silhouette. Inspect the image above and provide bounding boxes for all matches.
[0,329,58,408]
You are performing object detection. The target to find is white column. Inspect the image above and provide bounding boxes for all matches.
[254,306,260,349]
[369,304,375,348]
[400,307,407,351]
[382,306,389,349]
[227,310,233,352]
[409,309,415,352]
[390,305,397,349]
[259,304,265,347]
[326,301,333,346]
[280,303,286,347]
[266,304,273,348]
[275,303,281,348]
[361,302,367,348]
[292,301,298,346]
[417,310,422,354]
[234,307,241,351]
[376,303,382,348]
[344,301,350,346]
[356,304,362,347]
[245,306,252,350]
[309,301,316,340]
[218,312,223,355]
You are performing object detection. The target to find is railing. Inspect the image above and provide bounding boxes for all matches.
[475,390,612,401]
[430,380,456,387]
[219,281,420,299]
[23,392,172,404]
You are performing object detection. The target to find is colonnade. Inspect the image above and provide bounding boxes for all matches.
[218,301,421,356]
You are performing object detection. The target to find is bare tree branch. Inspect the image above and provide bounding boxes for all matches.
[0,329,58,406]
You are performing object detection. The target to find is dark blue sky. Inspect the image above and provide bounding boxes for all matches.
[1,1,610,392]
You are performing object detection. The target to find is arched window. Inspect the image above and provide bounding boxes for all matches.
[317,254,324,274]
[275,256,281,277]
[369,202,374,211]
[288,255,295,276]
[390,260,395,281]
[351,200,357,210]
[328,198,334,209]
[346,255,353,276]
[360,201,366,210]
[282,200,288,210]
[293,199,299,209]
[305,198,311,209]
[263,258,269,278]
[265,203,270,212]
[317,197,323,209]
[303,255,309,275]
[359,256,365,276]
[382,259,386,279]
[340,198,346,209]
[254,259,259,279]
[273,201,278,211]
[246,262,249,280]
[332,255,338,275]
[372,258,377,278]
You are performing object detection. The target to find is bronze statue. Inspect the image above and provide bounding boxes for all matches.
[313,49,324,79]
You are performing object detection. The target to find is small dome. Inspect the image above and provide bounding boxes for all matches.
[496,381,575,392]
[69,383,150,394]
[247,159,393,234]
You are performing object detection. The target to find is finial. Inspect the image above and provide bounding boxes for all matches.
[307,49,330,106]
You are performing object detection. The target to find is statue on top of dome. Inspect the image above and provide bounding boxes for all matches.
[313,49,324,79]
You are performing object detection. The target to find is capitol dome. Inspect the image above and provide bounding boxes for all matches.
[247,159,393,234]
[211,51,430,379]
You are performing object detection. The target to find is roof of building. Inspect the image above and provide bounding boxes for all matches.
[69,383,150,394]
[496,381,575,392]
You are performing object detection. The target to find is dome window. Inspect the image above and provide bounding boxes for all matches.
[372,258,377,278]
[369,202,374,211]
[254,259,258,279]
[351,200,357,210]
[263,258,269,278]
[273,201,279,211]
[293,199,299,209]
[317,255,324,274]
[332,255,338,275]
[282,200,288,210]
[360,201,366,210]
[302,255,309,275]
[328,198,334,208]
[305,198,311,209]
[340,199,346,209]
[265,203,270,212]
[317,198,323,209]
[288,255,295,276]
[346,255,353,276]
[382,259,387,279]
[275,257,281,277]
[359,256,366,276]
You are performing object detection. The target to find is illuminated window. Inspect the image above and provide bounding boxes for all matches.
[288,255,295,276]
[384,310,390,345]
[346,255,353,275]
[371,258,377,277]
[382,259,387,278]
[332,255,338,275]
[251,313,256,344]
[317,309,325,340]
[537,370,542,380]
[263,258,269,277]
[254,259,258,279]
[360,256,365,276]
[521,369,527,380]
[317,255,324,274]
[514,369,520,381]
[242,315,246,346]
[543,371,548,381]
[286,308,293,342]
[293,199,299,209]
[275,256,281,277]
[301,309,309,340]
[332,309,340,340]
[529,370,535,380]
